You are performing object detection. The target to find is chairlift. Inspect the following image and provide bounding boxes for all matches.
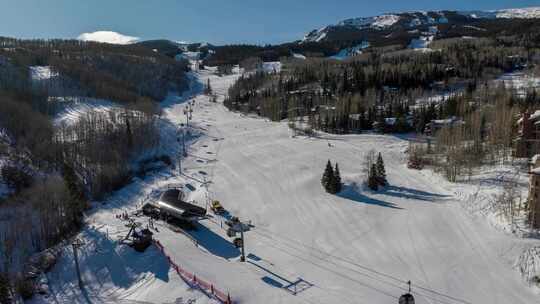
[399,281,415,304]
[233,237,243,248]
[227,227,237,237]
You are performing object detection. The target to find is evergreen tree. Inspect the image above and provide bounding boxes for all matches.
[333,163,342,193]
[368,163,379,191]
[0,273,11,304]
[376,152,387,186]
[321,160,334,193]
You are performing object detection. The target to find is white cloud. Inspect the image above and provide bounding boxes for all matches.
[77,31,139,45]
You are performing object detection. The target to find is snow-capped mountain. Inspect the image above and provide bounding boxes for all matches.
[302,7,540,43]
[460,7,540,19]
[338,14,401,29]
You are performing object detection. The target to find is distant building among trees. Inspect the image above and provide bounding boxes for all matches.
[514,110,540,158]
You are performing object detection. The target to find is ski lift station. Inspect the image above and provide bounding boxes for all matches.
[144,189,206,220]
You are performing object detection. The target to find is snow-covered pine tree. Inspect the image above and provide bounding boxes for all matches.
[376,152,387,186]
[334,163,342,193]
[321,160,334,193]
[368,163,379,191]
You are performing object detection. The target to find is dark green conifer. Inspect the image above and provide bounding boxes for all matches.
[376,152,387,186]
[321,160,334,193]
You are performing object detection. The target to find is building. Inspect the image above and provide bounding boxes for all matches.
[528,155,540,229]
[514,110,540,158]
[425,116,464,136]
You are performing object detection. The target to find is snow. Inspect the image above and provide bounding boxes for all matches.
[530,110,540,121]
[495,72,540,98]
[408,36,433,50]
[29,66,58,81]
[292,53,306,60]
[460,7,540,19]
[314,32,327,42]
[178,51,201,61]
[340,14,400,29]
[50,97,119,127]
[409,18,422,27]
[261,61,281,73]
[330,41,370,60]
[463,25,487,31]
[304,14,398,42]
[495,7,540,19]
[38,60,540,304]
[77,31,139,45]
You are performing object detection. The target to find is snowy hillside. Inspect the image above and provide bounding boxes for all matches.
[51,97,119,127]
[460,7,540,19]
[77,31,140,44]
[302,7,540,43]
[33,61,540,304]
[339,14,401,29]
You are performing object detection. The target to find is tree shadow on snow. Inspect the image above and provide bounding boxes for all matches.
[338,183,403,209]
[381,185,449,202]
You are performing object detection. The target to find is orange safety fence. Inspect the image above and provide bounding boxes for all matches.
[153,239,233,304]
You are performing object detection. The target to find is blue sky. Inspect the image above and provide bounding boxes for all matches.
[1,0,539,45]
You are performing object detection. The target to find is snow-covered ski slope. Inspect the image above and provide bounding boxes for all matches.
[39,66,539,304]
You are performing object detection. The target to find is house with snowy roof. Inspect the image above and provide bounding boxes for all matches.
[425,116,464,136]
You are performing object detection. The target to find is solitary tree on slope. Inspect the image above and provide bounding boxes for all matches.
[321,160,335,193]
[376,152,387,186]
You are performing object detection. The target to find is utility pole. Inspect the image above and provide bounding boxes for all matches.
[240,228,246,262]
[182,129,187,157]
[183,104,193,128]
[203,176,209,212]
[72,239,85,289]
[178,152,182,175]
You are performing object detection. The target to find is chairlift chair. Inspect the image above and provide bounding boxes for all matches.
[399,281,415,304]
[227,227,237,237]
[233,237,243,248]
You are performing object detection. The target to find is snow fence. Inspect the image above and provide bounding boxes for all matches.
[153,239,233,304]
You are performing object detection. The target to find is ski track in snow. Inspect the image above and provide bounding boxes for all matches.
[35,64,540,304]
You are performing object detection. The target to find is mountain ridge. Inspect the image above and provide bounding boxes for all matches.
[302,7,540,43]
